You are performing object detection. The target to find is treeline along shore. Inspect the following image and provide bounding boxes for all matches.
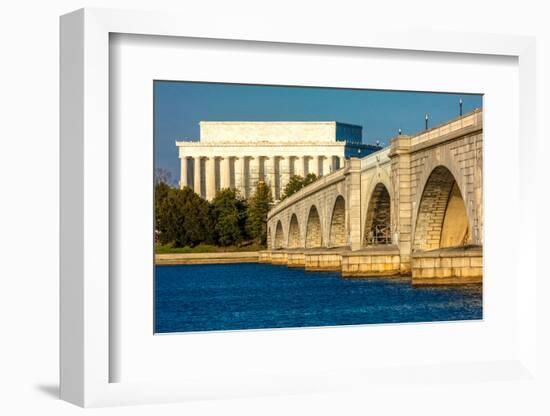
[154,171,318,265]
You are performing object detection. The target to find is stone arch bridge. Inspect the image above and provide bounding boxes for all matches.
[264,110,483,285]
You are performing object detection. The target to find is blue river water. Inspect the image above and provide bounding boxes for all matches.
[154,263,482,333]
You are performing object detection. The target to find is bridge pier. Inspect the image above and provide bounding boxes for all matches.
[304,249,344,272]
[287,250,306,268]
[346,158,363,251]
[263,246,404,278]
[340,246,401,278]
[389,134,412,274]
[258,250,272,263]
[411,246,482,285]
[271,250,288,265]
[261,245,482,286]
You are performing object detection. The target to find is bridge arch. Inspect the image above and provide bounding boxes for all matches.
[305,205,323,248]
[273,220,285,249]
[413,165,470,251]
[328,195,346,247]
[364,183,392,246]
[287,213,301,248]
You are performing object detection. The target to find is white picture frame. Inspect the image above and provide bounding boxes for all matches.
[60,8,538,408]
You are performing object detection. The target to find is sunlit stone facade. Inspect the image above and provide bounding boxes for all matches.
[176,121,380,200]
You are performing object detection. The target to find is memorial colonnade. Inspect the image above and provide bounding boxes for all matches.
[178,144,346,201]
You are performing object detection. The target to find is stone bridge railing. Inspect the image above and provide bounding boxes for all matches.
[410,109,482,148]
[267,162,349,220]
[360,147,391,171]
[266,158,360,251]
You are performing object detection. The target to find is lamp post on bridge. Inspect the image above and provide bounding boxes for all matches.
[425,113,429,130]
[459,98,463,116]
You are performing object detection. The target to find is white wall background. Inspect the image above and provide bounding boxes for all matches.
[0,1,548,414]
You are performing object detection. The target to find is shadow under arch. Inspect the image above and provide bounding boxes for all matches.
[287,213,301,248]
[413,165,470,251]
[273,220,284,249]
[305,205,322,248]
[364,183,392,246]
[328,195,346,247]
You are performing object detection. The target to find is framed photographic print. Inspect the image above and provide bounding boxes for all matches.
[153,80,483,335]
[60,8,539,408]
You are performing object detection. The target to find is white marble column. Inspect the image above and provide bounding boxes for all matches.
[322,156,332,176]
[205,157,216,200]
[256,156,263,183]
[288,156,296,178]
[281,156,291,193]
[193,157,202,196]
[265,156,276,198]
[311,156,320,177]
[221,156,231,190]
[237,156,247,198]
[180,157,188,189]
[295,156,304,178]
[271,157,278,199]
[243,156,249,197]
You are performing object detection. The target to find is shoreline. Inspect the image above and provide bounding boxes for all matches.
[155,251,260,265]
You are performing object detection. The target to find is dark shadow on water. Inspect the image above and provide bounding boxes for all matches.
[35,383,59,399]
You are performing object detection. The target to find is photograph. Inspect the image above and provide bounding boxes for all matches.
[153,81,483,333]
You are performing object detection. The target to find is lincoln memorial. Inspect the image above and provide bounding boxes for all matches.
[177,121,381,200]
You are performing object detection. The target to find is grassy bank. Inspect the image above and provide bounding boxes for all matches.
[155,242,264,254]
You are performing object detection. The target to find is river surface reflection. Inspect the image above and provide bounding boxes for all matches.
[155,263,482,333]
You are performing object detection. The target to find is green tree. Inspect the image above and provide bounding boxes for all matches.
[281,175,304,200]
[246,181,273,246]
[156,187,213,247]
[155,179,171,209]
[210,188,247,246]
[280,173,318,200]
[303,172,318,186]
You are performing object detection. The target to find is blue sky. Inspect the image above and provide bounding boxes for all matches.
[154,81,482,183]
